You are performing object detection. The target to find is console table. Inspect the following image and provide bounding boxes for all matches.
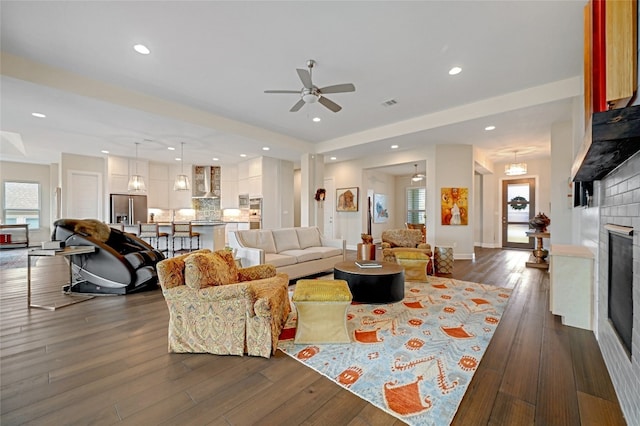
[0,224,29,249]
[27,245,96,310]
[525,231,550,270]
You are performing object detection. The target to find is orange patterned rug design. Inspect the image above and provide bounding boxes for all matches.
[278,276,511,425]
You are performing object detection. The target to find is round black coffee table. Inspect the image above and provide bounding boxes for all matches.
[334,260,405,303]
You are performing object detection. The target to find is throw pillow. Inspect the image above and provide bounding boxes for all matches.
[184,251,239,289]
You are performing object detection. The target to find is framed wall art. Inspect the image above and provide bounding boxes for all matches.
[336,187,359,212]
[373,193,389,223]
[441,187,468,225]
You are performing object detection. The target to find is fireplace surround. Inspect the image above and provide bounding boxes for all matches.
[592,151,640,425]
[605,224,634,357]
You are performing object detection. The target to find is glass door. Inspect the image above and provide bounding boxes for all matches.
[502,178,535,249]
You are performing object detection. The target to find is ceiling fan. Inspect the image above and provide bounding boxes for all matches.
[264,59,355,113]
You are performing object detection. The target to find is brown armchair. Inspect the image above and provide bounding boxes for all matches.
[157,249,290,358]
[381,228,432,263]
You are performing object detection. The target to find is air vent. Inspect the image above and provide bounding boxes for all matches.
[381,99,398,107]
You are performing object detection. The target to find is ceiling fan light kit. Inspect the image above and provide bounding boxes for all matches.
[264,59,355,113]
[411,163,425,182]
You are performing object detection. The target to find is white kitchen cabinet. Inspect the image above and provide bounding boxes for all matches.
[248,176,262,198]
[147,163,170,208]
[220,165,238,209]
[550,244,595,330]
[108,155,149,194]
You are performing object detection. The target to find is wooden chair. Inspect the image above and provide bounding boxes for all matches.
[138,223,169,253]
[171,222,200,255]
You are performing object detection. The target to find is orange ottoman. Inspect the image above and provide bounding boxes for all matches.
[292,279,352,344]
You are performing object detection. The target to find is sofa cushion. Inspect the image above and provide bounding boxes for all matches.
[296,227,321,249]
[238,230,277,254]
[272,228,300,252]
[304,246,342,259]
[184,251,239,289]
[264,253,298,268]
[279,249,323,263]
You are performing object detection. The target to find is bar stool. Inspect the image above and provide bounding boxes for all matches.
[171,222,200,255]
[138,223,169,253]
[107,223,124,232]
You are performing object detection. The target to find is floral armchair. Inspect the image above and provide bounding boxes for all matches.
[381,229,432,263]
[156,249,290,358]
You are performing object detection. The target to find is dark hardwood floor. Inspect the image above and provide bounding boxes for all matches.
[0,247,626,425]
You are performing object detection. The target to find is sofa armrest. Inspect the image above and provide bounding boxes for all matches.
[381,242,392,249]
[249,273,290,317]
[320,236,346,250]
[417,243,432,251]
[235,247,264,267]
[237,264,277,281]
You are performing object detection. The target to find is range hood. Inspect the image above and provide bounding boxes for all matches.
[572,104,640,182]
[192,166,219,198]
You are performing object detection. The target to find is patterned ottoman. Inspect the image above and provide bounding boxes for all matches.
[435,246,454,274]
[292,279,352,344]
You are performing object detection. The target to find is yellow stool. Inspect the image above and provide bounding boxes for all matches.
[292,279,352,344]
[394,250,432,281]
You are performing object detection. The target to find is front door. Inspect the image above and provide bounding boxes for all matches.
[502,178,535,249]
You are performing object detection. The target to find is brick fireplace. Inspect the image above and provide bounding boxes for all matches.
[594,151,640,425]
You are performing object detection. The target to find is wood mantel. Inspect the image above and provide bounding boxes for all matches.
[572,104,640,181]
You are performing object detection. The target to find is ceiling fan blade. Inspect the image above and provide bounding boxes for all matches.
[318,96,342,112]
[318,83,356,94]
[289,98,306,112]
[296,68,312,89]
[264,90,300,94]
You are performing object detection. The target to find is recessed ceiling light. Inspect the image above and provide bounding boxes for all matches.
[133,44,150,55]
[168,146,176,151]
[101,150,109,154]
[31,112,46,118]
[312,117,321,122]
[485,125,496,131]
[262,146,270,151]
[240,154,247,158]
[448,66,462,75]
[175,157,181,161]
[391,145,399,149]
[330,157,337,161]
[212,157,219,161]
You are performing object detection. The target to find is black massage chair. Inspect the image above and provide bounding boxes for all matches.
[52,218,165,295]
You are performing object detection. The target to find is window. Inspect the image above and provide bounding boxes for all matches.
[406,187,425,224]
[3,181,40,229]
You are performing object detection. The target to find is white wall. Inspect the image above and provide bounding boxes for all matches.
[434,144,475,259]
[59,153,106,219]
[0,161,53,245]
[550,120,575,245]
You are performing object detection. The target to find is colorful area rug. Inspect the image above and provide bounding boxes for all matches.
[278,276,511,426]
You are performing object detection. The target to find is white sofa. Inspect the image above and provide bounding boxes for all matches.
[228,227,345,280]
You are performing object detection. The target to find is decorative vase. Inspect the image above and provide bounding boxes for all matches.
[529,212,550,233]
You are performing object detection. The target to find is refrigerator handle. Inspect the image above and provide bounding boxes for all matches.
[129,197,134,225]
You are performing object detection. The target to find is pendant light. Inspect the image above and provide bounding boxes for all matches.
[505,151,528,176]
[411,163,425,182]
[173,142,190,191]
[128,142,146,192]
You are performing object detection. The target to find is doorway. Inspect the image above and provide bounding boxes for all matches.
[502,178,535,249]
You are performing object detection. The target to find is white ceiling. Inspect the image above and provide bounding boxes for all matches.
[0,1,585,176]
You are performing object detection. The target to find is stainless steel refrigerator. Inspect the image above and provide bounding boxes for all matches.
[110,194,148,225]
